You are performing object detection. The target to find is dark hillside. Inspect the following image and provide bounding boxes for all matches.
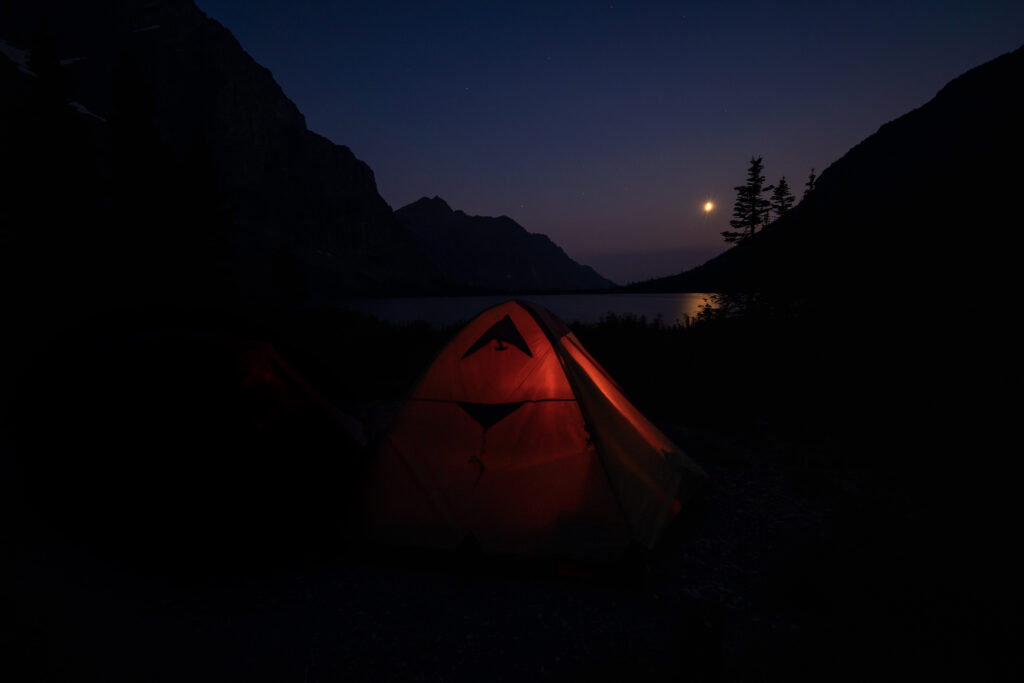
[397,196,615,291]
[629,45,1024,300]
[0,0,440,304]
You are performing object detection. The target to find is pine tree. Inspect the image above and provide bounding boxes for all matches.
[722,156,772,244]
[770,176,795,220]
[804,168,816,198]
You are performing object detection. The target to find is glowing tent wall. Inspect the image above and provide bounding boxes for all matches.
[361,300,706,557]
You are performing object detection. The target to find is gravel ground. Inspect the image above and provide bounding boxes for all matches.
[4,418,870,683]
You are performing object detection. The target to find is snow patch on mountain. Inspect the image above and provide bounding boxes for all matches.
[0,39,34,75]
[70,101,105,121]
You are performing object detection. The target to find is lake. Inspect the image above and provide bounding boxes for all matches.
[339,293,711,327]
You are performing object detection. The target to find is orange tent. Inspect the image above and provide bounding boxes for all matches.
[361,300,707,557]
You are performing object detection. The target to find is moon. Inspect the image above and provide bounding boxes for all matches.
[703,201,714,213]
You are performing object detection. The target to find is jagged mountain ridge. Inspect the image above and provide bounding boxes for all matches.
[1,0,616,301]
[396,197,614,291]
[1,0,440,301]
[628,44,1024,298]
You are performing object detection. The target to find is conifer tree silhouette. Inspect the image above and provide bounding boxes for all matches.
[804,168,816,198]
[723,156,772,244]
[770,176,795,220]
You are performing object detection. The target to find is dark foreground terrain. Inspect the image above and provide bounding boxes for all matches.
[3,304,1019,681]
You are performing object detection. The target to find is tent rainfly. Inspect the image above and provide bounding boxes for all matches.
[361,300,707,557]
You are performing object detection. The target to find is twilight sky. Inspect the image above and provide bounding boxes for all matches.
[195,0,1022,284]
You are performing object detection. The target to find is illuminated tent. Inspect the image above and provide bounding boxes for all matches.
[361,300,707,557]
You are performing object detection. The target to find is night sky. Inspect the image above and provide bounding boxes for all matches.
[195,1,1023,284]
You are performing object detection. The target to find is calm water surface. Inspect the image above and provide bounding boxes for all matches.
[341,293,711,328]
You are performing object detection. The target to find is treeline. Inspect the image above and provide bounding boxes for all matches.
[722,156,815,245]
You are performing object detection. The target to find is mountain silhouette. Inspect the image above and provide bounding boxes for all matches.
[397,196,614,291]
[0,0,441,304]
[0,0,619,303]
[628,45,1024,302]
